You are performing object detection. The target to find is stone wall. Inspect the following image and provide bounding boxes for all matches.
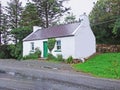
[96,44,120,53]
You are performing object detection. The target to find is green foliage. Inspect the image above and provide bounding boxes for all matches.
[48,38,56,53]
[66,56,73,64]
[73,53,120,79]
[47,53,56,60]
[6,0,23,44]
[113,19,120,37]
[47,54,64,63]
[32,0,70,27]
[8,43,22,60]
[23,48,41,60]
[64,13,76,24]
[23,53,38,60]
[20,2,41,27]
[56,54,64,61]
[35,47,41,58]
[11,26,32,41]
[89,0,120,44]
[6,0,23,29]
[0,45,12,59]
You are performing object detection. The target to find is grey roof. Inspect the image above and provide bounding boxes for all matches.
[23,23,80,41]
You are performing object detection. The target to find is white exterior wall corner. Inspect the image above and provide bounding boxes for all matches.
[74,26,96,59]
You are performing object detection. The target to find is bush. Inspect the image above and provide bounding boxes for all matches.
[35,48,41,58]
[66,56,73,64]
[0,45,12,59]
[23,53,38,60]
[47,53,56,60]
[48,38,56,53]
[8,43,23,60]
[23,48,41,60]
[56,54,64,61]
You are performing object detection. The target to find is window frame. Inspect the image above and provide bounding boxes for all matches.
[31,42,34,51]
[56,40,61,51]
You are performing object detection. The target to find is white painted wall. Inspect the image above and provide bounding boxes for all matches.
[23,39,47,57]
[52,36,75,59]
[23,36,75,59]
[74,15,96,58]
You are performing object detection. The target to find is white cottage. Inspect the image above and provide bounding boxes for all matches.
[23,14,96,59]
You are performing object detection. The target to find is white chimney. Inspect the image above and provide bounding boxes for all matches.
[79,13,90,27]
[33,26,42,32]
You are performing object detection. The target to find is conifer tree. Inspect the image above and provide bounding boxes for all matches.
[32,0,70,28]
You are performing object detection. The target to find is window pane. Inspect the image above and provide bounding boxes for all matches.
[57,40,61,46]
[31,42,34,51]
[57,46,61,50]
[57,40,61,50]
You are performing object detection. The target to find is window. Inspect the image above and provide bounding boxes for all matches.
[56,40,61,50]
[31,42,34,51]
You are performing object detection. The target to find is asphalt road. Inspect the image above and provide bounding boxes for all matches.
[0,60,120,90]
[0,71,120,90]
[0,73,97,90]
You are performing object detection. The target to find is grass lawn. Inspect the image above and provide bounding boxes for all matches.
[72,53,120,79]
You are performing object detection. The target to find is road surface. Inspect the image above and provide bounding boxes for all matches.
[0,71,120,90]
[0,72,97,90]
[0,59,120,90]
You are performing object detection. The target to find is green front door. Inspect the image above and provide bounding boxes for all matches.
[43,41,48,58]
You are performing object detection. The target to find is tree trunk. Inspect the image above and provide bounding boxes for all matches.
[45,1,48,28]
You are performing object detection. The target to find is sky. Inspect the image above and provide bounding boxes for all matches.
[0,0,98,19]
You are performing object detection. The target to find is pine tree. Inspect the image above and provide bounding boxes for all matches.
[32,0,70,28]
[20,2,41,28]
[1,14,10,45]
[6,0,23,43]
[64,13,76,24]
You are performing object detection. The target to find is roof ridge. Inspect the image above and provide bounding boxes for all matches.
[40,22,80,31]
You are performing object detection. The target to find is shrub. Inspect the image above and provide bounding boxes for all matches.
[23,48,41,60]
[66,56,73,64]
[0,45,12,59]
[23,53,38,60]
[35,48,41,58]
[56,54,64,61]
[47,53,56,60]
[8,43,23,60]
[48,38,56,53]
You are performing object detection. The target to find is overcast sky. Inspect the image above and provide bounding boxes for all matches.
[1,0,98,19]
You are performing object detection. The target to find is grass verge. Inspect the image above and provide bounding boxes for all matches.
[72,53,120,79]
